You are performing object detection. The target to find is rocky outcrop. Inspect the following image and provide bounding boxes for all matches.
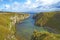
[34,11,60,33]
[31,30,60,40]
[0,12,30,40]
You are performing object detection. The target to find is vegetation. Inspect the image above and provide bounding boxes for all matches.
[34,11,60,33]
[0,13,16,40]
[0,12,29,40]
[31,30,60,40]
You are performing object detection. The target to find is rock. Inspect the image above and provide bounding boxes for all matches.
[34,11,60,33]
[0,12,30,40]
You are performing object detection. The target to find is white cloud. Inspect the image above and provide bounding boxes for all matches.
[4,4,11,9]
[25,0,31,5]
[11,2,20,10]
[29,0,60,12]
[0,0,60,12]
[13,1,20,6]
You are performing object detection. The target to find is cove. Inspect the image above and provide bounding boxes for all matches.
[16,13,46,40]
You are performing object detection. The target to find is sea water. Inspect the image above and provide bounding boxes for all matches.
[16,13,46,40]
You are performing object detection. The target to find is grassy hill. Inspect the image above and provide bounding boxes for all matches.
[33,11,60,33]
[0,12,30,40]
[31,30,60,40]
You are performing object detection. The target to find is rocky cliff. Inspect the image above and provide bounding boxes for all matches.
[0,12,30,40]
[33,11,60,33]
[31,30,60,40]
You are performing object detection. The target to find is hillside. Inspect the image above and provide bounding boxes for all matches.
[31,30,60,40]
[0,12,30,40]
[33,11,60,33]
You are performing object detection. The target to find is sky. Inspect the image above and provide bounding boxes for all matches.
[0,0,60,12]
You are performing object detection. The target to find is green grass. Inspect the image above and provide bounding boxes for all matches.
[31,30,60,40]
[34,11,60,33]
[0,12,29,40]
[35,12,56,26]
[0,13,15,40]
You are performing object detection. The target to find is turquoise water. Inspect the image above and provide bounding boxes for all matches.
[16,14,46,40]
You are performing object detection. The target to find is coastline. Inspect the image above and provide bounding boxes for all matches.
[0,12,30,40]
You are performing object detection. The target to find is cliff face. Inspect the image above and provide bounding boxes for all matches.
[31,30,60,40]
[34,11,60,33]
[0,12,30,40]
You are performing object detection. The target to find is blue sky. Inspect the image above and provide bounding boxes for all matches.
[0,0,60,12]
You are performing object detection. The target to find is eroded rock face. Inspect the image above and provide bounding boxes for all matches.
[0,12,30,40]
[31,30,60,40]
[34,11,60,33]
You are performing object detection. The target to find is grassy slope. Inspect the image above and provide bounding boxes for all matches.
[32,11,60,40]
[0,12,29,40]
[31,30,60,40]
[34,11,60,33]
[0,13,14,40]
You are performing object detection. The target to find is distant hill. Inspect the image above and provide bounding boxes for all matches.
[33,11,60,33]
